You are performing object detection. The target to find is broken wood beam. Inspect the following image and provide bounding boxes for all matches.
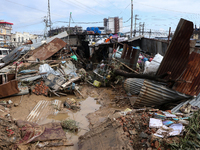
[112,58,139,74]
[114,69,174,84]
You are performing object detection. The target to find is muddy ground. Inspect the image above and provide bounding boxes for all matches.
[1,84,134,150]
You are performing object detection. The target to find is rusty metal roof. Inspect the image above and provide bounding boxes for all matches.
[27,38,66,61]
[173,52,200,96]
[156,19,193,80]
[133,80,192,107]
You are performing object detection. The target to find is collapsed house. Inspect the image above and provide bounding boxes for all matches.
[1,18,200,150]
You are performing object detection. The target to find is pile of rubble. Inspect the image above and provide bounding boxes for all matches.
[1,18,200,149]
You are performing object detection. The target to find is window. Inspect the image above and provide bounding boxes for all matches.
[22,37,24,42]
[13,38,16,42]
[6,30,10,34]
[18,37,20,42]
[6,36,10,40]
[0,28,2,33]
[2,50,8,55]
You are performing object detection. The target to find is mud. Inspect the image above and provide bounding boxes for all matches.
[1,85,131,150]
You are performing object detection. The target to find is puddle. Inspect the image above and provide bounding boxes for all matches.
[39,96,100,150]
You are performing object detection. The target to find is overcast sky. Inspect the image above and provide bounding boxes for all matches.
[0,0,199,35]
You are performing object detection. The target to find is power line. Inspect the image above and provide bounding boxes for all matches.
[106,0,130,18]
[58,0,103,16]
[134,1,200,15]
[54,18,131,24]
[4,0,65,17]
[73,0,104,16]
[13,21,44,29]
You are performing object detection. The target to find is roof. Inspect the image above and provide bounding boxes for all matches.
[156,19,193,80]
[133,80,192,107]
[173,52,200,96]
[0,22,13,25]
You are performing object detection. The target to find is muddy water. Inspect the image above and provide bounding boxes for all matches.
[39,96,100,150]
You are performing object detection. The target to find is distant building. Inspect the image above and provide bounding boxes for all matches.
[104,17,123,33]
[193,29,200,40]
[11,32,39,47]
[0,20,13,47]
[48,26,83,36]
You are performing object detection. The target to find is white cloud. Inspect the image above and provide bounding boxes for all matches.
[0,0,199,33]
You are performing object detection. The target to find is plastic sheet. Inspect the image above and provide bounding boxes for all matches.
[144,53,163,74]
[39,64,60,78]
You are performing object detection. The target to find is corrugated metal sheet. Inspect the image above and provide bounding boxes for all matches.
[2,32,68,65]
[26,100,62,123]
[123,78,144,95]
[171,93,200,113]
[0,80,20,98]
[27,38,66,61]
[2,46,29,64]
[133,80,192,107]
[30,31,68,49]
[173,52,200,96]
[156,19,193,80]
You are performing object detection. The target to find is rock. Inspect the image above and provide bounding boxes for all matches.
[7,100,13,104]
[146,142,151,148]
[14,103,19,107]
[139,132,148,138]
[129,129,137,135]
[70,105,80,110]
[147,148,152,150]
[124,132,130,137]
[6,104,11,108]
[154,141,159,148]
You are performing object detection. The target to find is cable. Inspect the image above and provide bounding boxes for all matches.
[134,1,200,15]
[73,0,104,16]
[53,18,131,24]
[13,21,44,29]
[106,0,130,18]
[4,0,65,17]
[58,0,102,16]
[119,3,131,16]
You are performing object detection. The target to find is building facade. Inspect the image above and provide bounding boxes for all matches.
[104,17,123,33]
[0,20,13,47]
[11,32,39,47]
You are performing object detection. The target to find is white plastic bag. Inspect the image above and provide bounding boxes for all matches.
[143,53,163,74]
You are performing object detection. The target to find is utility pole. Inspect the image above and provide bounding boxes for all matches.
[142,22,144,35]
[68,12,72,45]
[139,22,141,35]
[130,0,133,38]
[149,29,151,38]
[134,15,139,37]
[44,0,52,39]
[48,0,52,31]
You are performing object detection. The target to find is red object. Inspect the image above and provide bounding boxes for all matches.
[0,22,13,25]
[149,58,153,62]
[105,38,110,43]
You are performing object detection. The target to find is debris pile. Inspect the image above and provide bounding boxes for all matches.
[1,18,200,149]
